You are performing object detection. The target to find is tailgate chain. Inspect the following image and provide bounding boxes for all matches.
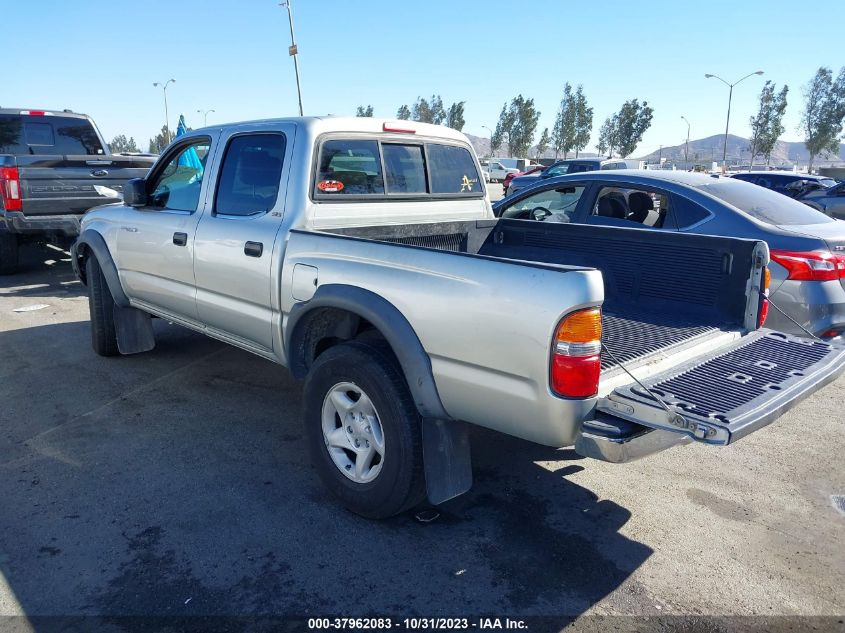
[764,293,824,343]
[601,342,690,431]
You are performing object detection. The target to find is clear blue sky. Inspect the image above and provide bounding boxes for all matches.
[5,0,842,155]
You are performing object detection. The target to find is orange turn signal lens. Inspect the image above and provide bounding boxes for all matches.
[556,308,602,344]
[764,267,771,291]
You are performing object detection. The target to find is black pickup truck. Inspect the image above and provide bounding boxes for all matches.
[0,108,155,273]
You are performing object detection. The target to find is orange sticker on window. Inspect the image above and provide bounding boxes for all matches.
[318,180,344,193]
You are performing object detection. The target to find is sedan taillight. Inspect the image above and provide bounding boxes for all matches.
[770,249,845,281]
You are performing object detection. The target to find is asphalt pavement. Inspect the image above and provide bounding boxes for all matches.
[0,243,843,632]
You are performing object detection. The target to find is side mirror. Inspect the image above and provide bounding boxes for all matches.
[123,178,147,207]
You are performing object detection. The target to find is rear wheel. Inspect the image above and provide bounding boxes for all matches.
[303,341,425,519]
[85,255,119,357]
[0,232,19,275]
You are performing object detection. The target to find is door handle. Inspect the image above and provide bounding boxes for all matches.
[244,241,263,257]
[173,232,188,246]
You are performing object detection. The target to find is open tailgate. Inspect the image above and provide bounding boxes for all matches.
[599,329,845,445]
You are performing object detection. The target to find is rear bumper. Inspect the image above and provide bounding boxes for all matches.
[1,211,82,236]
[575,425,690,463]
[769,280,845,338]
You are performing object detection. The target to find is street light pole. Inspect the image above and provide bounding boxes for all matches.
[704,70,764,171]
[482,125,493,157]
[196,109,215,126]
[153,79,176,142]
[681,116,690,168]
[280,1,304,116]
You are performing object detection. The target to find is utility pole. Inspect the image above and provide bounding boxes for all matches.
[681,116,690,168]
[196,109,215,126]
[482,125,494,157]
[705,70,764,171]
[153,79,176,142]
[280,1,304,116]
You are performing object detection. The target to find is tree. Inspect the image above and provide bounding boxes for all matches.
[109,134,139,153]
[491,102,512,157]
[597,116,618,157]
[551,83,576,158]
[147,125,173,154]
[573,85,593,158]
[446,101,466,131]
[535,127,550,159]
[801,66,845,172]
[612,99,654,158]
[396,104,411,120]
[498,95,539,158]
[355,105,374,117]
[412,97,432,123]
[411,95,447,124]
[748,81,788,168]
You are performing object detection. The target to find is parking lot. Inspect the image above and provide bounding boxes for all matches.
[0,243,843,629]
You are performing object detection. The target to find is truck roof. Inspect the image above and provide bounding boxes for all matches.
[0,108,89,118]
[191,116,472,143]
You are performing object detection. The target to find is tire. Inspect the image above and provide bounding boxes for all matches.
[85,255,119,357]
[0,232,19,275]
[303,340,425,519]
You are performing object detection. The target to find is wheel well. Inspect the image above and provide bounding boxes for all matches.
[75,242,89,284]
[289,307,391,379]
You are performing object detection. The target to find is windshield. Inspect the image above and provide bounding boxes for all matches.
[819,178,837,188]
[695,178,835,225]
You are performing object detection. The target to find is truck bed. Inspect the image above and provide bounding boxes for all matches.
[324,218,759,373]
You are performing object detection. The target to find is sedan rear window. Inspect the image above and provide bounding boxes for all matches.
[696,179,834,225]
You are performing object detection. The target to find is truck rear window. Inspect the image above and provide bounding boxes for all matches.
[314,138,482,199]
[0,114,104,155]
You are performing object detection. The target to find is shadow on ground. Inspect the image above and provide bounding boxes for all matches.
[0,305,651,629]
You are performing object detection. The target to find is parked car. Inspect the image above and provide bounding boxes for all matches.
[798,180,845,219]
[506,157,627,197]
[503,164,546,194]
[479,159,519,182]
[730,171,836,198]
[72,118,844,519]
[493,170,845,340]
[0,108,156,274]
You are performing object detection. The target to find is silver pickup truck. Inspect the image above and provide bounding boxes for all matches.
[71,117,845,519]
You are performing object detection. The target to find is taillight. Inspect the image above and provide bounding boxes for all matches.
[0,166,22,211]
[758,266,770,328]
[770,249,845,281]
[550,307,602,398]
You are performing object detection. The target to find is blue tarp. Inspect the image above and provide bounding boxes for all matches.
[176,114,203,172]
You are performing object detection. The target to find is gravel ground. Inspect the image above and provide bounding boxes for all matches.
[0,243,843,632]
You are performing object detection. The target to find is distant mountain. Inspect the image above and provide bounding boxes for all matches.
[636,133,845,166]
[464,133,601,160]
[464,131,845,166]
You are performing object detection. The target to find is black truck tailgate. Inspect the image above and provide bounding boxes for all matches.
[600,329,845,445]
[17,154,153,215]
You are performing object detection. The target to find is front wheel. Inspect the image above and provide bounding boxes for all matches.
[303,341,425,519]
[85,255,119,357]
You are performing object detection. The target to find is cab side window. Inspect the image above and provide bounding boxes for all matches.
[215,133,286,216]
[148,139,211,212]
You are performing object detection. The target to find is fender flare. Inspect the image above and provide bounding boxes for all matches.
[72,229,130,307]
[286,284,450,420]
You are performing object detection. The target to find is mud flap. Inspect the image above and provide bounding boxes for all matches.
[113,306,156,355]
[602,329,845,445]
[422,418,472,505]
